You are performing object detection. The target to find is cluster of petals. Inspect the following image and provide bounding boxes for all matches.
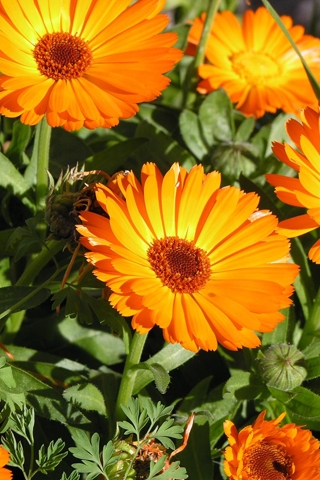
[0,445,12,480]
[224,411,320,480]
[266,106,320,263]
[78,162,299,352]
[0,0,182,131]
[186,7,320,118]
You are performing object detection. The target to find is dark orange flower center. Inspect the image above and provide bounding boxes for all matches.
[231,51,281,85]
[147,237,211,294]
[34,32,93,80]
[243,442,293,480]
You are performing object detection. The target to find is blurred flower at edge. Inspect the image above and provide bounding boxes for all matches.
[186,7,320,118]
[0,445,12,480]
[266,106,320,263]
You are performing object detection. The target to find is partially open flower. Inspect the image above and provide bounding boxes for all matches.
[224,411,320,480]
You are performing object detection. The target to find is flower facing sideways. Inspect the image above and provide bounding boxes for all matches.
[0,445,12,480]
[78,163,299,352]
[266,106,320,263]
[224,411,320,480]
[0,0,181,131]
[187,7,320,118]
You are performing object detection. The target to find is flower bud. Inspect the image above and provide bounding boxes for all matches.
[259,343,307,390]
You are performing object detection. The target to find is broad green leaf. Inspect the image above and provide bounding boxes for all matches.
[224,371,266,401]
[269,385,320,419]
[176,422,213,480]
[63,383,107,416]
[132,343,195,394]
[131,363,170,394]
[85,137,148,173]
[199,89,234,144]
[305,357,320,380]
[0,152,34,211]
[235,116,255,142]
[179,110,209,159]
[262,308,291,346]
[178,376,213,413]
[135,121,196,171]
[5,122,31,167]
[49,128,92,177]
[8,364,90,425]
[58,316,125,366]
[0,286,51,317]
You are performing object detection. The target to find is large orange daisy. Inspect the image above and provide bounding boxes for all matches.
[77,163,299,352]
[266,106,320,263]
[0,445,12,480]
[0,0,181,131]
[224,411,320,480]
[187,7,320,118]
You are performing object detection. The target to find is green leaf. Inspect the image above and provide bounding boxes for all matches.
[0,365,16,388]
[85,138,148,173]
[0,286,51,317]
[198,89,234,144]
[235,116,255,142]
[49,128,92,177]
[7,364,89,426]
[147,457,188,480]
[224,371,266,401]
[179,109,209,159]
[132,343,195,395]
[63,383,107,416]
[269,385,320,419]
[0,152,34,211]
[131,363,170,394]
[176,422,213,480]
[57,316,125,366]
[305,357,320,380]
[36,439,68,473]
[5,121,31,167]
[135,121,196,171]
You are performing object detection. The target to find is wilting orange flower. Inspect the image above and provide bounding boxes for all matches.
[187,7,320,118]
[0,445,12,480]
[0,0,181,131]
[224,411,320,480]
[266,106,320,263]
[77,163,299,352]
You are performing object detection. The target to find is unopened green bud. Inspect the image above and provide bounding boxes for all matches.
[259,343,307,391]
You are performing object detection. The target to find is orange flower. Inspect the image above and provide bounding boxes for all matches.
[224,411,320,480]
[0,445,12,480]
[77,163,298,352]
[187,7,320,118]
[266,106,320,263]
[0,0,181,131]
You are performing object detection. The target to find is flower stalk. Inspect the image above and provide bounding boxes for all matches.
[33,118,52,213]
[115,332,148,421]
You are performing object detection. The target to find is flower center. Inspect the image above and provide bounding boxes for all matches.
[243,442,293,480]
[34,32,93,80]
[147,237,211,294]
[231,51,281,85]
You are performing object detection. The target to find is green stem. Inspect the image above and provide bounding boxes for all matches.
[32,118,52,213]
[115,332,148,420]
[182,0,223,108]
